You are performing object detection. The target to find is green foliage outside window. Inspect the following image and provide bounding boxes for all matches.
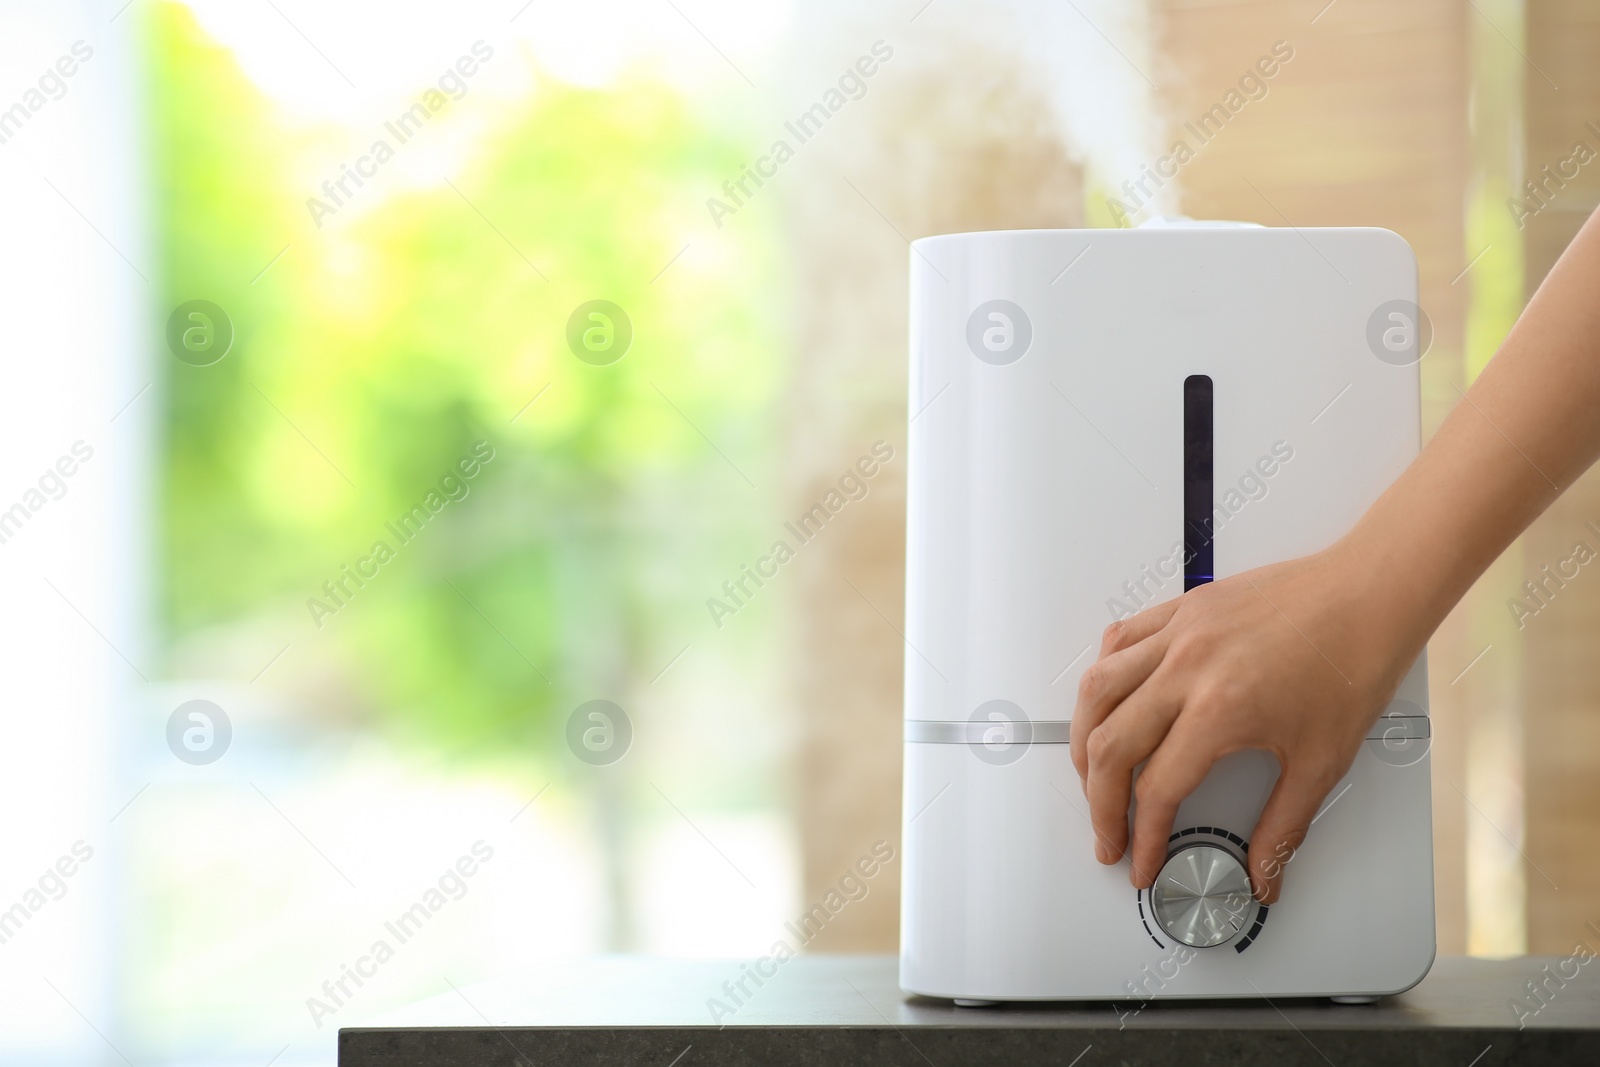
[148,2,782,749]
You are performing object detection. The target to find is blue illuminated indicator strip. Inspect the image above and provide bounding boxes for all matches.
[1183,374,1214,592]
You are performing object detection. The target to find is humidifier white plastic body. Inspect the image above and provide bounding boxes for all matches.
[900,224,1435,1002]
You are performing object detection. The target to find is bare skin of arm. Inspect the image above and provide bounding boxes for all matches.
[1070,206,1600,904]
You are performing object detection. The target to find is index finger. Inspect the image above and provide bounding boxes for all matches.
[1098,596,1183,658]
[1127,719,1222,888]
[1070,598,1184,781]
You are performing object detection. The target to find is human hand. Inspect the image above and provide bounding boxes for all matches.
[1069,543,1424,903]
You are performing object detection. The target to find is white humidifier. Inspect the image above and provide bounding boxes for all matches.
[900,222,1434,1003]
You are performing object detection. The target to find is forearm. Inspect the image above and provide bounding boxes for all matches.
[1343,208,1600,656]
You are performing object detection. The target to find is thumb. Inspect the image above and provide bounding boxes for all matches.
[1247,768,1335,904]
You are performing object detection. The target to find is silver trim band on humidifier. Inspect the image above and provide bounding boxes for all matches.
[904,716,1430,744]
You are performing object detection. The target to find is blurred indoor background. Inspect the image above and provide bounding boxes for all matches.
[0,0,1596,1063]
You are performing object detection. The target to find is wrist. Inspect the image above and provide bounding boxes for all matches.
[1323,513,1446,694]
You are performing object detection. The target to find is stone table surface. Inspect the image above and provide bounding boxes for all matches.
[340,955,1599,1065]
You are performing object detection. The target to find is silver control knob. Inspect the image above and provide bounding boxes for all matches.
[1149,843,1255,948]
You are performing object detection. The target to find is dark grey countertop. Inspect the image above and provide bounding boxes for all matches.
[340,955,1599,1065]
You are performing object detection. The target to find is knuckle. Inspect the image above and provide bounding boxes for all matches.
[1182,687,1221,721]
[1101,620,1131,652]
[1188,681,1240,722]
[1261,817,1306,848]
[1076,663,1108,705]
[1085,726,1121,767]
[1133,774,1170,810]
[1163,631,1203,668]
